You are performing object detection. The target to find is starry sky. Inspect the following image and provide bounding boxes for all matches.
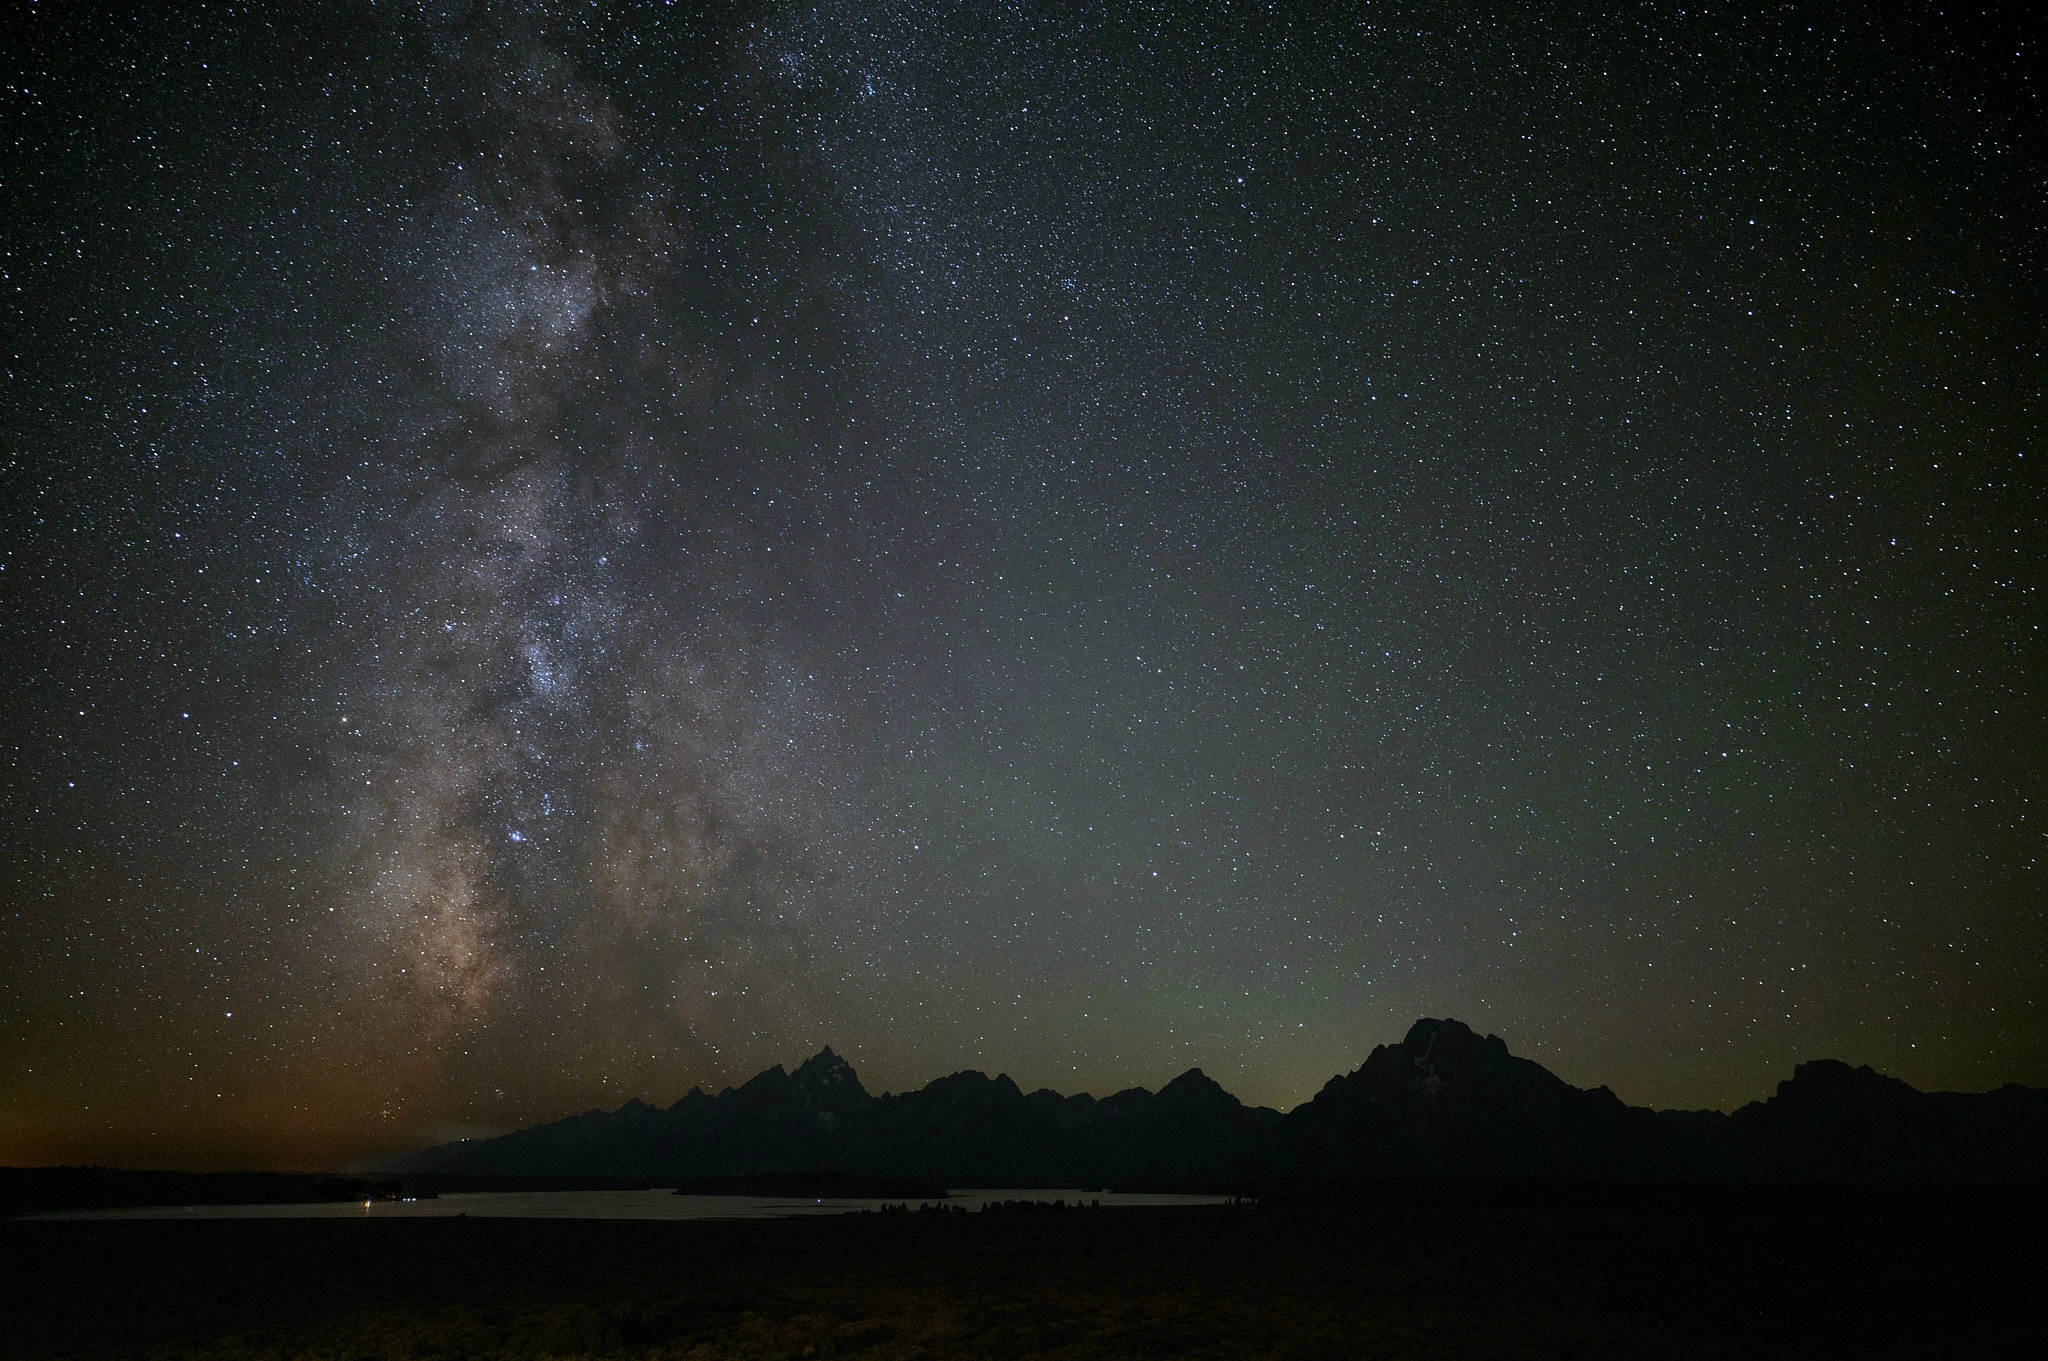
[3,2,2041,1173]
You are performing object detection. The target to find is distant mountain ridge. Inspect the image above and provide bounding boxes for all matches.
[375,1019,2048,1187]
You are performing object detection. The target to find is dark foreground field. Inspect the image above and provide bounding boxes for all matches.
[3,1196,2041,1359]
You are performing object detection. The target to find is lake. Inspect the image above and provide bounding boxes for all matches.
[25,1187,1233,1221]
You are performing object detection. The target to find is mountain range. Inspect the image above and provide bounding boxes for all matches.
[375,1019,2048,1187]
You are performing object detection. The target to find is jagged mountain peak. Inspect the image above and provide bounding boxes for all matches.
[1402,1016,1475,1046]
[1400,1017,1509,1059]
[712,1049,874,1112]
[793,1046,858,1083]
[793,1047,873,1107]
[1159,1067,1235,1104]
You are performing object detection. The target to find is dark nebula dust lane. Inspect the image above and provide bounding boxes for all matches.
[2,2,2041,1170]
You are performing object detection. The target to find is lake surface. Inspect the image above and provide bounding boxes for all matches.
[26,1187,1232,1221]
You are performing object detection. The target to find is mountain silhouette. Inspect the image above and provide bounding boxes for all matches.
[375,1019,2046,1187]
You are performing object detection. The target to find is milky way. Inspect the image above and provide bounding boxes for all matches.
[3,2,2041,1169]
[312,34,839,1057]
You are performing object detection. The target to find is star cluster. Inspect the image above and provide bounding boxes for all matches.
[2,2,2040,1170]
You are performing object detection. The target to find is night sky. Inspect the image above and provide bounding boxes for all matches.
[3,2,2041,1173]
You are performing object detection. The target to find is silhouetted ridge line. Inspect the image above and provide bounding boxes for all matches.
[0,1168,410,1218]
[372,1019,2047,1187]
